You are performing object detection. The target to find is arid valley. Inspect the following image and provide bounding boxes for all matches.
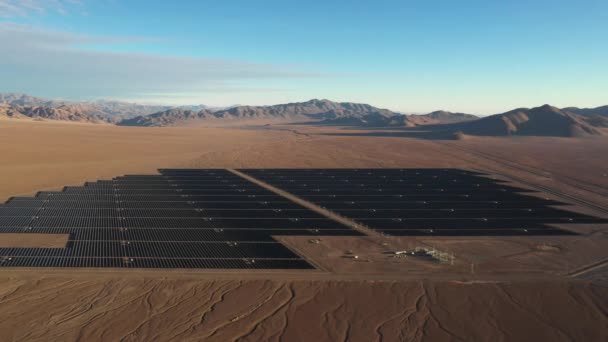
[1,118,607,341]
[2,1,608,340]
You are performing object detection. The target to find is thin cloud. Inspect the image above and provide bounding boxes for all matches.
[0,23,327,100]
[0,0,82,17]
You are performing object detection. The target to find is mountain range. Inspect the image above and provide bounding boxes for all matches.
[563,106,608,127]
[0,93,205,122]
[118,100,605,138]
[1,93,607,137]
[447,105,603,137]
[0,103,112,123]
[118,99,404,126]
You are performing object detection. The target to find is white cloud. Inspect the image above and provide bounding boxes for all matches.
[0,23,325,102]
[0,0,82,17]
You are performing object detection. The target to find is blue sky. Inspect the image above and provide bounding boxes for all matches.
[0,0,606,114]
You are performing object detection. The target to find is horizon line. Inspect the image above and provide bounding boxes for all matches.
[1,91,605,117]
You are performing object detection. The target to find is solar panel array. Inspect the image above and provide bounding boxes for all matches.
[0,169,361,269]
[2,168,604,269]
[241,169,608,236]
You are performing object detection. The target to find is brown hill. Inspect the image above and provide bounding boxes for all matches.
[213,105,293,120]
[410,110,479,125]
[318,110,477,127]
[4,93,606,135]
[82,100,173,120]
[213,99,396,120]
[119,99,399,126]
[118,108,216,126]
[453,105,603,137]
[581,115,608,128]
[0,93,68,107]
[317,111,413,127]
[0,93,173,121]
[0,104,112,123]
[0,104,29,119]
[563,105,608,117]
[563,105,608,128]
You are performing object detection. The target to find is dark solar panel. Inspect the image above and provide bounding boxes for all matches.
[0,257,313,269]
[0,207,39,216]
[0,169,361,269]
[0,216,33,228]
[4,168,601,270]
[241,168,608,236]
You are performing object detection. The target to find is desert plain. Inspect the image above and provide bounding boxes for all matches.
[0,119,607,341]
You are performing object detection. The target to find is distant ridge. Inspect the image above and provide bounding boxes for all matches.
[0,93,172,121]
[118,99,401,127]
[1,93,606,137]
[563,105,608,117]
[118,108,215,126]
[563,105,608,128]
[452,105,603,137]
[319,104,605,137]
[317,108,478,127]
[414,110,479,124]
[0,93,68,107]
[0,104,112,123]
[119,99,479,128]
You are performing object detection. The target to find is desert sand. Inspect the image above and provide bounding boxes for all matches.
[0,233,68,248]
[0,277,604,341]
[1,120,607,341]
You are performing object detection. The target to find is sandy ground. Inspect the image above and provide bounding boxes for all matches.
[0,233,69,248]
[1,120,607,341]
[0,121,474,201]
[0,278,605,341]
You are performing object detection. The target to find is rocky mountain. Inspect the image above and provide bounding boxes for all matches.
[2,95,404,126]
[0,103,29,119]
[316,105,608,136]
[317,108,477,127]
[451,105,603,137]
[317,112,411,127]
[0,104,112,123]
[81,100,172,120]
[118,108,215,127]
[119,100,607,137]
[0,93,173,120]
[2,93,606,137]
[563,105,608,117]
[317,104,607,137]
[580,115,608,128]
[118,99,400,127]
[563,105,608,128]
[0,93,68,107]
[215,99,396,120]
[410,111,479,125]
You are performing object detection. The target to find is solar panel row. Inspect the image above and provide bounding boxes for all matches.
[2,168,603,269]
[3,200,305,209]
[0,227,357,241]
[0,169,362,269]
[241,168,607,236]
[0,241,300,258]
[0,216,343,228]
[0,257,311,269]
